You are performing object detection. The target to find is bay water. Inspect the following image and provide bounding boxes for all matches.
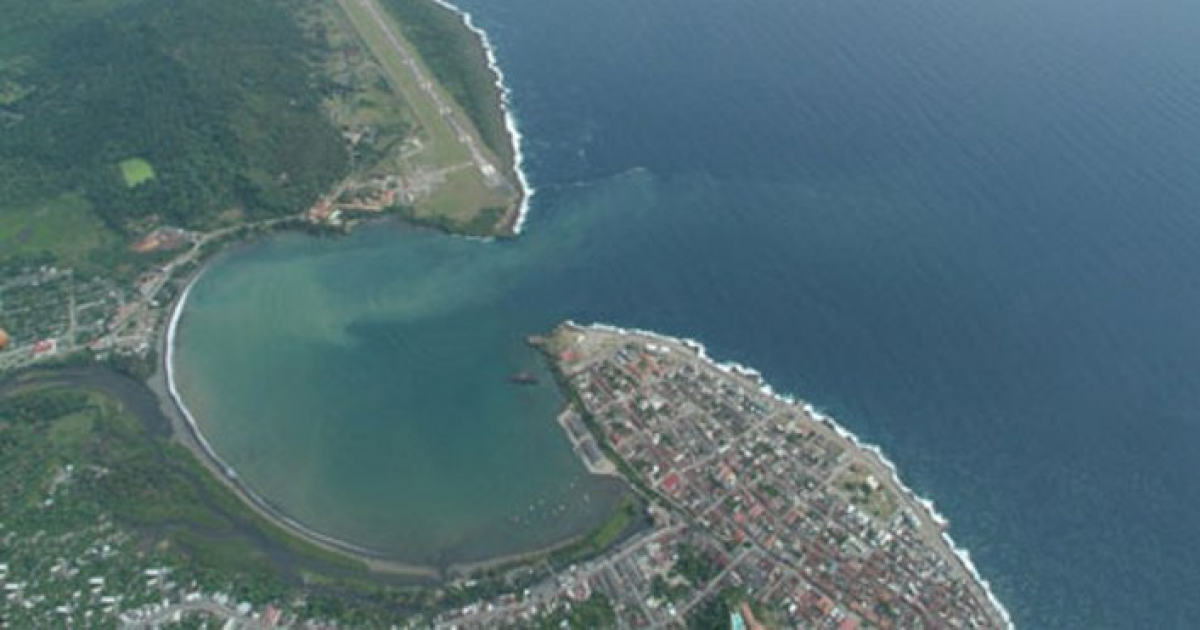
[174,0,1200,624]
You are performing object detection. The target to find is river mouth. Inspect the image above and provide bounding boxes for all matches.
[167,222,628,568]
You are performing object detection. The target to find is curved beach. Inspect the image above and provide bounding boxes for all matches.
[160,264,629,579]
[161,273,443,578]
[155,3,548,570]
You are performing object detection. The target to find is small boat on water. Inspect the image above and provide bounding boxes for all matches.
[509,371,539,385]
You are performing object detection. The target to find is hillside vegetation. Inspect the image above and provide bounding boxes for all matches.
[0,0,348,270]
[0,377,446,624]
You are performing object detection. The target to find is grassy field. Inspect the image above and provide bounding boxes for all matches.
[588,496,640,549]
[549,495,642,566]
[334,0,517,234]
[380,0,513,170]
[0,194,121,271]
[118,157,156,188]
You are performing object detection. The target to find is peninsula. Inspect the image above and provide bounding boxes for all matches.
[432,323,1011,628]
[0,0,1013,627]
[317,0,528,235]
[2,319,1014,627]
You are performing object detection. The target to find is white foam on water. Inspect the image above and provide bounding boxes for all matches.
[165,273,386,557]
[428,0,535,234]
[571,320,1014,628]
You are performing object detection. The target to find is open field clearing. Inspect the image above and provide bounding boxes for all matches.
[0,194,119,269]
[119,158,155,188]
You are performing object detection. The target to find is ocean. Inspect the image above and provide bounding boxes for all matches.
[174,0,1200,625]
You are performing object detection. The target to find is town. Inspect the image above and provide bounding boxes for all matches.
[0,219,287,377]
[433,324,1008,628]
[0,260,1011,627]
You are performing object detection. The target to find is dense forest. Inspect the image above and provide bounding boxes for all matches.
[0,0,348,255]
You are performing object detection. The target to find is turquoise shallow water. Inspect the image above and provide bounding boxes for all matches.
[175,0,1200,625]
[171,223,631,565]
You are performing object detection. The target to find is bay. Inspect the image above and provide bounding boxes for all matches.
[176,0,1200,624]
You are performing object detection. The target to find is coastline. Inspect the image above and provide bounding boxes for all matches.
[129,2,1004,620]
[147,1,548,576]
[159,271,442,579]
[426,0,535,235]
[569,320,1014,629]
[156,257,1012,619]
[157,266,632,581]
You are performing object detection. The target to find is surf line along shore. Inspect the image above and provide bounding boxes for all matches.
[542,321,1013,628]
[145,0,548,579]
[152,269,639,581]
[426,0,535,235]
[339,0,533,238]
[152,271,436,579]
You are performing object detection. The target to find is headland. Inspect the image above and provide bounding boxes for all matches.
[0,0,1016,626]
[319,0,530,237]
[433,323,1012,627]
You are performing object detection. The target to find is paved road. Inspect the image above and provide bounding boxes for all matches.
[442,524,686,628]
[121,600,252,629]
[354,0,504,188]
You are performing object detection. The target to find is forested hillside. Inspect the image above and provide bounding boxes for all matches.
[0,0,348,269]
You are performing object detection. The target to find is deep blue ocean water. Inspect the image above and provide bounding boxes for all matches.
[178,0,1200,625]
[470,0,1200,625]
